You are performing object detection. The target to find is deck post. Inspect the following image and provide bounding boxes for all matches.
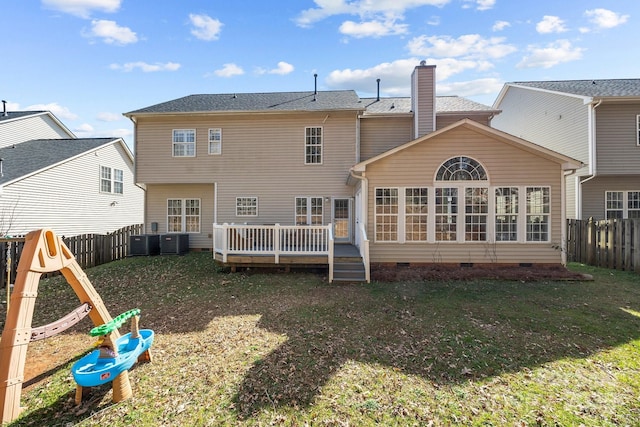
[274,224,280,264]
[221,223,228,263]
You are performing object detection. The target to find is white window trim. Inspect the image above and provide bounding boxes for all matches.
[404,187,429,243]
[304,126,323,165]
[208,128,222,155]
[374,187,400,243]
[172,129,196,158]
[605,190,640,219]
[99,166,124,195]
[375,185,552,244]
[236,197,258,217]
[295,196,324,225]
[637,115,640,146]
[166,198,201,234]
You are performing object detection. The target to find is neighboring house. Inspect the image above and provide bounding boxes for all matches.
[125,63,579,279]
[0,110,75,147]
[492,79,640,220]
[0,111,144,236]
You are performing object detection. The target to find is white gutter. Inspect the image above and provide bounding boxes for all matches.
[578,99,602,219]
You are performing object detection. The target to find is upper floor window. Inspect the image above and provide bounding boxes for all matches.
[100,166,123,194]
[637,115,640,146]
[209,128,222,155]
[436,156,487,181]
[173,129,195,157]
[167,198,200,233]
[305,127,322,164]
[606,191,640,219]
[295,197,323,225]
[236,197,258,217]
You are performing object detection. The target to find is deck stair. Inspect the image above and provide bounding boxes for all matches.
[332,244,367,283]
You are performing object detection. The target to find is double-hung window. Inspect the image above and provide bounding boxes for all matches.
[405,188,428,241]
[167,199,200,233]
[100,166,123,194]
[606,191,640,219]
[465,188,488,241]
[375,188,398,241]
[208,128,222,155]
[495,187,518,241]
[295,197,323,225]
[526,187,550,241]
[236,197,258,217]
[305,127,322,164]
[173,129,195,157]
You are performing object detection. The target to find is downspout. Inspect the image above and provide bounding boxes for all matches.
[578,99,601,219]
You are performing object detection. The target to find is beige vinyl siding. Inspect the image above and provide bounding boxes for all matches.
[0,114,73,148]
[492,86,590,175]
[595,103,640,174]
[365,127,565,264]
[136,112,358,237]
[436,114,492,130]
[0,142,143,236]
[581,175,640,220]
[359,116,413,161]
[144,184,214,249]
[565,174,578,219]
[411,66,435,137]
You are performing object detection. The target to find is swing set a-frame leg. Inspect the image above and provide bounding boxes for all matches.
[0,229,121,424]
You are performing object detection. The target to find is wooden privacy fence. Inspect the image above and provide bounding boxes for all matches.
[566,218,640,273]
[0,224,143,290]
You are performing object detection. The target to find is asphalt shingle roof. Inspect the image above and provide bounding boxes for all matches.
[0,138,115,185]
[126,91,364,114]
[0,111,47,123]
[360,96,496,114]
[513,79,640,98]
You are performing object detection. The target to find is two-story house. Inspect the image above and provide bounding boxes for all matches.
[492,79,640,220]
[0,109,144,236]
[125,63,580,280]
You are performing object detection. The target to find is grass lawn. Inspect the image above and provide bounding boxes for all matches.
[2,254,640,426]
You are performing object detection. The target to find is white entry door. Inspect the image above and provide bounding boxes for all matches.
[332,198,352,243]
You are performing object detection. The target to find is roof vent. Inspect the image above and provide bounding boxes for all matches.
[1,100,7,117]
[376,78,381,102]
[592,81,596,85]
[420,60,426,66]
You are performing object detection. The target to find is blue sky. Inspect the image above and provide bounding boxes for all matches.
[2,0,638,148]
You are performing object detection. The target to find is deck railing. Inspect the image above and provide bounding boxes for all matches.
[213,223,333,264]
[357,222,370,283]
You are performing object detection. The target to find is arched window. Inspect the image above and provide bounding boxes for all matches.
[436,156,487,181]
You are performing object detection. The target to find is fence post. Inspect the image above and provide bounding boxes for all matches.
[633,219,640,274]
[586,217,595,265]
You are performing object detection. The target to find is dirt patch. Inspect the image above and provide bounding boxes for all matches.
[371,265,589,282]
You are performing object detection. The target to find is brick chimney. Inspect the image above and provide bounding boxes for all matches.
[411,61,436,138]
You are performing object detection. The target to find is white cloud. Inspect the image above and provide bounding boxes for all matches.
[97,112,121,122]
[25,102,78,120]
[517,39,585,69]
[214,63,244,77]
[42,0,121,18]
[88,19,137,44]
[294,0,451,28]
[75,123,94,132]
[407,34,517,59]
[462,0,495,11]
[256,62,295,75]
[110,62,181,72]
[339,18,408,38]
[536,16,568,34]
[437,78,503,97]
[427,16,440,26]
[189,13,223,41]
[108,128,133,139]
[492,20,510,32]
[584,8,629,30]
[326,57,490,96]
